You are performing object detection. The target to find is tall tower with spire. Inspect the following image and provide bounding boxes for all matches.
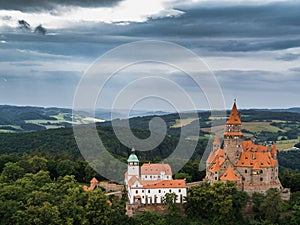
[127,148,140,180]
[223,101,244,165]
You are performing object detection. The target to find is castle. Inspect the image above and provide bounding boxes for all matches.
[206,102,289,197]
[124,149,187,206]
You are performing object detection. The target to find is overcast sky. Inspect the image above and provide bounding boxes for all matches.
[0,0,299,110]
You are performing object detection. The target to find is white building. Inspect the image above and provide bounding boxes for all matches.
[124,148,187,205]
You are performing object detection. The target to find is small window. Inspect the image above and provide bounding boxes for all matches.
[242,177,245,181]
[215,177,218,180]
[158,190,161,193]
[245,170,247,174]
[150,176,152,179]
[260,177,263,181]
[260,170,263,174]
[136,190,138,194]
[148,190,150,193]
[179,189,181,193]
[145,176,147,178]
[142,190,144,193]
[169,189,172,193]
[215,171,218,174]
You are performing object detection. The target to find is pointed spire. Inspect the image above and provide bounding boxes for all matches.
[213,134,221,145]
[226,101,242,125]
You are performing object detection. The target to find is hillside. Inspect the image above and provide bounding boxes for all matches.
[0,105,299,150]
[0,105,170,133]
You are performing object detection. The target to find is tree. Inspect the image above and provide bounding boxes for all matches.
[16,202,62,225]
[185,181,248,225]
[0,162,25,183]
[259,188,283,224]
[85,188,114,225]
[164,192,179,215]
[175,172,192,183]
[55,159,75,177]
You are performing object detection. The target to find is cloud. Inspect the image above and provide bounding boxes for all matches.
[0,0,184,30]
[289,67,300,72]
[0,0,122,12]
[276,53,300,61]
[111,1,300,51]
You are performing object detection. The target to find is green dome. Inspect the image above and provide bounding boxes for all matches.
[127,148,139,162]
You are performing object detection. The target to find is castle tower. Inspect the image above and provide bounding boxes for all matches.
[223,101,244,165]
[213,134,221,152]
[127,148,140,180]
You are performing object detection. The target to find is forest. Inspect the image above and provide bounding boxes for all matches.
[1,108,300,224]
[0,128,300,224]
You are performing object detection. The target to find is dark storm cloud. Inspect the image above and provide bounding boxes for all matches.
[110,2,300,52]
[0,0,122,12]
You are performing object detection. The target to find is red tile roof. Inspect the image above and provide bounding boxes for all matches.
[208,155,225,173]
[207,151,215,164]
[141,163,172,176]
[220,167,240,181]
[213,134,221,145]
[226,102,242,125]
[128,176,140,187]
[143,179,186,189]
[242,140,268,152]
[235,151,277,168]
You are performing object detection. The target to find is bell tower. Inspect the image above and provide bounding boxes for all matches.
[224,101,244,164]
[127,148,140,180]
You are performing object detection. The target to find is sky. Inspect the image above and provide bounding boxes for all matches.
[0,0,299,110]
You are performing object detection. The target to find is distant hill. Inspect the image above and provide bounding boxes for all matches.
[269,107,300,113]
[0,104,300,140]
[0,105,172,132]
[0,105,101,132]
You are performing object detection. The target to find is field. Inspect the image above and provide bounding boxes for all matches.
[171,118,198,128]
[242,122,282,133]
[277,138,300,151]
[199,120,299,150]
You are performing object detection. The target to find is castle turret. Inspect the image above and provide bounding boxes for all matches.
[127,148,140,180]
[271,143,277,159]
[213,134,221,151]
[223,101,244,164]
